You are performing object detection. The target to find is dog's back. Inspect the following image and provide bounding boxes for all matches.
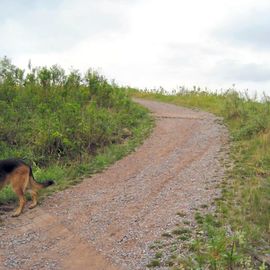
[0,159,26,187]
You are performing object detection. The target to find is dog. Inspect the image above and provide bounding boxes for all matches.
[0,158,54,217]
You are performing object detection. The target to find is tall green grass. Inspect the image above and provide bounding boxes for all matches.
[0,57,153,204]
[131,88,270,269]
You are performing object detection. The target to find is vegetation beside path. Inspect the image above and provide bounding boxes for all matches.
[131,88,270,269]
[0,55,269,269]
[0,57,153,205]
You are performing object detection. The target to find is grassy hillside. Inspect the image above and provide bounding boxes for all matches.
[0,57,153,204]
[131,89,270,269]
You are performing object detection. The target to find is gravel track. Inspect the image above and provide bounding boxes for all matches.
[0,99,229,270]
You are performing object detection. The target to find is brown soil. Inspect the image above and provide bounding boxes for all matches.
[0,99,229,270]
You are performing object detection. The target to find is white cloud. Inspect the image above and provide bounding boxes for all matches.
[211,60,270,82]
[1,0,270,96]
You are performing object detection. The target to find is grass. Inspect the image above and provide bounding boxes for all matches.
[130,88,270,269]
[0,57,154,207]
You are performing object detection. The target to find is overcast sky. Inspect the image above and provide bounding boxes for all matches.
[1,0,270,96]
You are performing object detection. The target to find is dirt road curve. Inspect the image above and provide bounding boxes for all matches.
[0,99,228,270]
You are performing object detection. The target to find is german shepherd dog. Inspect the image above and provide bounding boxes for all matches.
[0,159,54,217]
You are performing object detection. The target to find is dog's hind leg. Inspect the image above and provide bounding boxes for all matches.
[28,190,38,209]
[10,167,29,217]
[11,187,26,217]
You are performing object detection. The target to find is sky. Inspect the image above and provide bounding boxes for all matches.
[1,0,270,97]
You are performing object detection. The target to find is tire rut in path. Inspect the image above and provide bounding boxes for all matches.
[0,99,229,270]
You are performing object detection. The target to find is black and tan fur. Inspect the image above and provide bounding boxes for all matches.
[0,159,54,217]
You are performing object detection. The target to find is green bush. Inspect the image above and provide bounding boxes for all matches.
[0,57,138,164]
[0,57,153,204]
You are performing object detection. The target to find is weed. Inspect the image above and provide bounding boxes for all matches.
[176,211,186,217]
[162,232,173,238]
[183,220,191,225]
[155,252,163,259]
[178,235,189,241]
[172,228,191,235]
[195,212,204,224]
[147,259,161,268]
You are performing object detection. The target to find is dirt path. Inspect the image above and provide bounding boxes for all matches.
[0,99,228,270]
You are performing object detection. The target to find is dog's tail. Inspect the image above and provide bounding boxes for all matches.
[29,167,54,190]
